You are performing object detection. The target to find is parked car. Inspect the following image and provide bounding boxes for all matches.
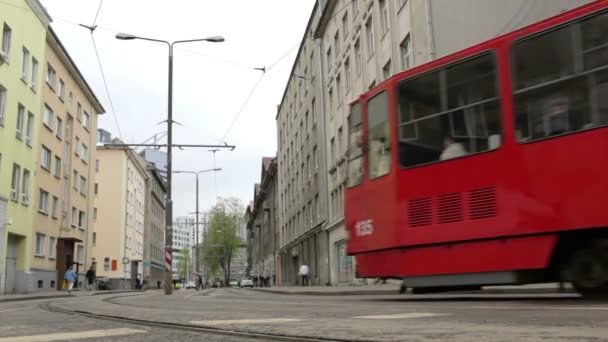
[240,277,254,288]
[185,281,197,289]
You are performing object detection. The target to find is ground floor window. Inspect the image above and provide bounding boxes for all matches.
[336,240,354,283]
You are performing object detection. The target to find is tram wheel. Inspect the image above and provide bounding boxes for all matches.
[563,247,608,297]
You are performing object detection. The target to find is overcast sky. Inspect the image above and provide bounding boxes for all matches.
[39,0,315,218]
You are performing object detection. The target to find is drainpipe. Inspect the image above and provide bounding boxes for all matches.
[425,0,436,61]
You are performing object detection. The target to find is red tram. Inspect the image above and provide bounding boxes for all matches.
[345,1,608,295]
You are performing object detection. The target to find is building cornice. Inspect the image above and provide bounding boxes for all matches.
[26,0,52,27]
[313,0,338,38]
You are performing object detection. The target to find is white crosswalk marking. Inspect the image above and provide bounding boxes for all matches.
[191,318,301,325]
[0,328,146,341]
[354,313,449,319]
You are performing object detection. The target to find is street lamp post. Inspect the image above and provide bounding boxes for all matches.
[116,33,224,295]
[174,168,221,274]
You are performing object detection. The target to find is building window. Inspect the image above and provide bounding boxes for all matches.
[31,57,38,90]
[54,156,61,178]
[354,38,362,75]
[0,84,6,125]
[342,12,349,39]
[1,24,11,60]
[313,145,318,172]
[344,58,351,91]
[92,232,96,245]
[312,98,317,123]
[82,143,89,162]
[46,63,55,88]
[334,30,340,54]
[59,79,65,100]
[21,47,29,80]
[75,137,80,156]
[336,74,342,104]
[11,164,20,201]
[25,112,34,146]
[35,233,45,256]
[56,117,63,139]
[21,169,30,205]
[95,159,100,173]
[93,208,97,220]
[15,104,24,140]
[77,245,84,263]
[326,46,332,68]
[83,111,90,129]
[40,145,51,170]
[383,59,392,80]
[380,0,390,34]
[73,170,78,190]
[366,17,375,58]
[397,53,501,167]
[43,104,53,129]
[49,237,56,259]
[348,102,363,187]
[38,189,49,213]
[76,102,82,122]
[400,34,412,70]
[71,207,77,227]
[51,196,58,219]
[80,176,87,195]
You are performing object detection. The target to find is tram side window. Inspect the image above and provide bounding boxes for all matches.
[514,11,608,142]
[368,91,391,179]
[347,102,364,187]
[398,53,501,168]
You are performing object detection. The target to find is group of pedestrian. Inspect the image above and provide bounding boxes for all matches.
[253,271,272,287]
[63,264,96,293]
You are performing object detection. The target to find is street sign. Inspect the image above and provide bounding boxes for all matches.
[122,257,130,264]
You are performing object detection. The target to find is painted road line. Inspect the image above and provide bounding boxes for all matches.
[354,313,449,319]
[0,308,26,313]
[0,328,146,342]
[191,318,302,325]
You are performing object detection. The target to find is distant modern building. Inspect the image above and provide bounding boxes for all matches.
[140,159,166,288]
[91,136,147,289]
[172,216,192,252]
[140,149,167,184]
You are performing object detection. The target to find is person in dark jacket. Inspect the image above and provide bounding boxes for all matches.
[85,266,96,291]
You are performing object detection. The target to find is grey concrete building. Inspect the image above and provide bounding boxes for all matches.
[276,0,333,286]
[139,149,167,184]
[141,162,166,289]
[247,157,279,284]
[276,0,593,285]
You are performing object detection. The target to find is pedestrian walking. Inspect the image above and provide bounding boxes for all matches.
[157,280,161,289]
[64,265,78,293]
[85,266,96,291]
[298,264,310,287]
[263,270,269,288]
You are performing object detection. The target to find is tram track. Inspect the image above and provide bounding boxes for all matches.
[40,299,371,342]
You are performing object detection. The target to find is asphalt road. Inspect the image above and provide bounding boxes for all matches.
[1,288,608,341]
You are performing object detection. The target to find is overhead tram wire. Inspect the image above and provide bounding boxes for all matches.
[221,41,301,141]
[80,0,124,140]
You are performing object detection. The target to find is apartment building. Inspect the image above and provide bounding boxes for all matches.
[0,0,51,294]
[29,27,104,291]
[247,157,278,284]
[91,137,147,289]
[276,1,334,286]
[141,160,166,288]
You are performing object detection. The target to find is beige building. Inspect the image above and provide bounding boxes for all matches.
[30,27,103,291]
[91,136,147,289]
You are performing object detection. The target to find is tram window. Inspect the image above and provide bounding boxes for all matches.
[514,11,608,142]
[398,53,501,168]
[347,102,364,187]
[368,91,391,179]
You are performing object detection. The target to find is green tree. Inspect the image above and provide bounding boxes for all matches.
[174,247,191,280]
[202,197,244,285]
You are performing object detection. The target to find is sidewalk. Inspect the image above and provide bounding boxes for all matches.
[251,282,575,296]
[0,289,142,303]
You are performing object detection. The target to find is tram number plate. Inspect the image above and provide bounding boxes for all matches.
[355,219,374,237]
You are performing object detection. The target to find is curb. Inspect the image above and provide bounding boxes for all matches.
[250,287,577,296]
[0,294,73,303]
